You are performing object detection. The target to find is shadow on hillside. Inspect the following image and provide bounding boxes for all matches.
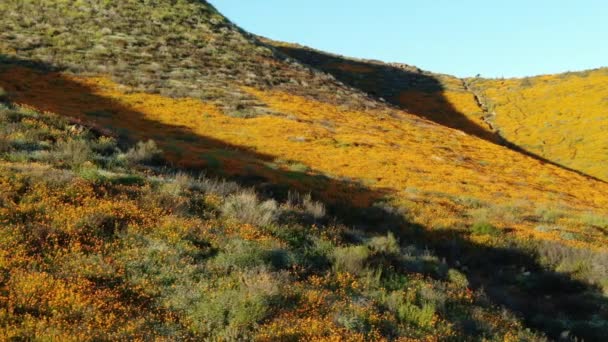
[1,54,607,340]
[340,207,608,341]
[274,44,608,184]
[0,54,389,206]
[273,44,499,143]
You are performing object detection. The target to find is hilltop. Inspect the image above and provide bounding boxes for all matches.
[1,0,608,340]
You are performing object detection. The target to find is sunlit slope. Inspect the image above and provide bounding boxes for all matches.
[2,65,608,251]
[468,69,608,181]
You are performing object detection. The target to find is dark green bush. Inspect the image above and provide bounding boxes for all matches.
[471,221,501,236]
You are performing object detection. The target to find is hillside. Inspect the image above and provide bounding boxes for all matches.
[0,97,546,341]
[467,69,608,181]
[1,0,608,340]
[270,39,608,182]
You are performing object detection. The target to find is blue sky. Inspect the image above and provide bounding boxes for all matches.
[209,0,608,78]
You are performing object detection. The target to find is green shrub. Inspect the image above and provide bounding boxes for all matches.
[332,245,370,274]
[536,240,608,291]
[368,232,400,255]
[92,136,118,155]
[55,138,93,168]
[145,182,190,216]
[75,210,126,238]
[335,308,371,333]
[535,206,564,223]
[471,221,501,236]
[78,166,107,183]
[187,268,284,339]
[288,162,310,173]
[0,135,10,153]
[418,285,447,313]
[110,173,145,186]
[124,140,163,166]
[159,173,193,197]
[190,175,239,196]
[385,291,436,328]
[0,87,7,102]
[397,302,436,328]
[221,190,278,226]
[580,212,608,229]
[210,239,268,271]
[447,269,469,289]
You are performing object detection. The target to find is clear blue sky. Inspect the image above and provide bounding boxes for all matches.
[209,0,608,78]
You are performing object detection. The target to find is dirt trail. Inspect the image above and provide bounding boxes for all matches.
[461,79,497,132]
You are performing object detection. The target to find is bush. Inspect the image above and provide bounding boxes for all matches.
[285,191,326,221]
[55,139,93,168]
[335,308,371,333]
[221,190,278,226]
[535,206,564,224]
[471,221,501,236]
[75,210,126,238]
[302,193,326,220]
[418,286,447,313]
[210,239,277,272]
[580,212,608,229]
[184,268,286,339]
[124,140,163,166]
[447,269,469,289]
[397,302,436,328]
[0,87,7,102]
[332,245,370,274]
[159,172,193,197]
[0,135,10,153]
[148,183,190,216]
[368,232,400,255]
[92,136,118,155]
[386,291,436,328]
[190,175,239,196]
[536,240,608,291]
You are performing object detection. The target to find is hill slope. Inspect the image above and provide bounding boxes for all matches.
[4,97,544,340]
[1,0,608,340]
[467,69,608,181]
[270,39,608,182]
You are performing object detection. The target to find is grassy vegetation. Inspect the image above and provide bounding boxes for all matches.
[0,0,377,115]
[0,100,547,340]
[0,0,607,340]
[3,64,608,253]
